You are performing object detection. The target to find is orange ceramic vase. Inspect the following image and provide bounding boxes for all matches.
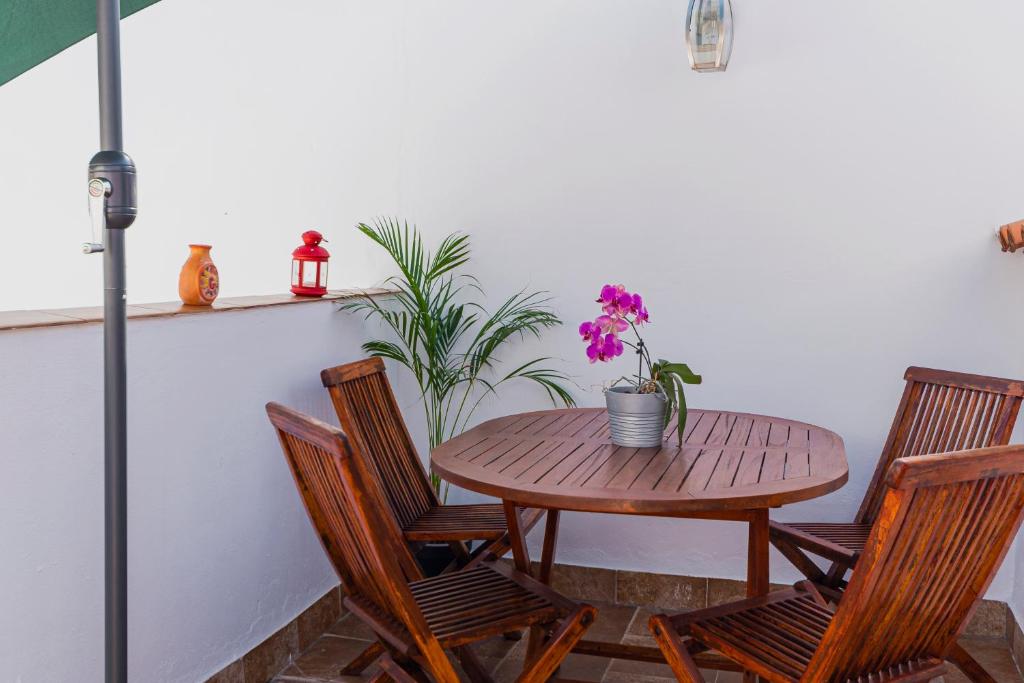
[178,244,219,305]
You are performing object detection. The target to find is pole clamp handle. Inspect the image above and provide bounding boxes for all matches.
[84,178,112,254]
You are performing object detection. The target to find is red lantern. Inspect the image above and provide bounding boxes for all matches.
[291,230,330,297]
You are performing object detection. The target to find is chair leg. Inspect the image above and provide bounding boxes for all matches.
[948,642,998,683]
[517,605,596,683]
[525,623,546,662]
[823,561,848,590]
[447,540,472,567]
[376,653,421,683]
[815,583,844,604]
[341,640,385,675]
[649,614,708,683]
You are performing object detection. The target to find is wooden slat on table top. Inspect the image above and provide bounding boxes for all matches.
[431,408,848,515]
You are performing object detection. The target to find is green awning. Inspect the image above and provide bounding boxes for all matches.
[0,0,163,86]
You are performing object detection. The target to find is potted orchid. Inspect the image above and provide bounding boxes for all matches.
[579,285,702,447]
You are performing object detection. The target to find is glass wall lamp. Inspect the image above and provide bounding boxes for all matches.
[686,0,733,72]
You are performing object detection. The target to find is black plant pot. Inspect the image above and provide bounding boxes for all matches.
[415,542,457,577]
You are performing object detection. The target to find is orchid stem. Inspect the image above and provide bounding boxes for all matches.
[638,339,645,387]
[627,320,654,381]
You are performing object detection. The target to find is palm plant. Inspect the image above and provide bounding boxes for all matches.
[340,218,575,497]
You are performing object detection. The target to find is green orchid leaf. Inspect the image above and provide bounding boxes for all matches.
[675,381,688,446]
[659,362,702,385]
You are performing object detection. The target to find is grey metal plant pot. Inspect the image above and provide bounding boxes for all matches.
[605,386,668,448]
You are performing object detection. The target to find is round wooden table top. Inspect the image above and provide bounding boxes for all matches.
[431,408,848,515]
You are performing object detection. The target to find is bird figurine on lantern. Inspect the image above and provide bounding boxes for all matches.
[291,230,330,297]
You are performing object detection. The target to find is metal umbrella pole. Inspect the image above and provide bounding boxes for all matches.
[85,1,137,681]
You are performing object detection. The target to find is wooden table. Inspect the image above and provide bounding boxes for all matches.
[431,407,848,675]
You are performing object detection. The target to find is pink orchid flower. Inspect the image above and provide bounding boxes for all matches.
[586,333,624,363]
[597,284,629,316]
[632,295,649,324]
[579,284,649,361]
[585,333,604,362]
[595,314,628,335]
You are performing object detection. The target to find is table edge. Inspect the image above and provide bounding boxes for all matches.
[431,407,849,514]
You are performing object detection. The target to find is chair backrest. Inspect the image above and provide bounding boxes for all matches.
[266,402,461,682]
[804,444,1024,681]
[856,366,1024,525]
[321,357,438,529]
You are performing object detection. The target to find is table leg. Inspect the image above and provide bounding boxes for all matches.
[502,500,547,660]
[746,508,770,598]
[744,508,771,682]
[538,509,560,585]
[502,500,532,574]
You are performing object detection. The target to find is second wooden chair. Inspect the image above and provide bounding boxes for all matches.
[770,366,1023,597]
[267,402,596,683]
[768,367,1023,682]
[321,357,544,569]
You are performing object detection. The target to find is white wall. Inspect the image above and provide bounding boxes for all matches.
[3,0,1024,671]
[0,303,420,682]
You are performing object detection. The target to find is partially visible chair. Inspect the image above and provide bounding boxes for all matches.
[770,366,1023,597]
[769,367,1024,682]
[321,357,544,569]
[267,401,596,683]
[650,444,1024,683]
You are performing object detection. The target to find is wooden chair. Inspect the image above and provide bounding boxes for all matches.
[321,357,544,569]
[650,443,1024,683]
[770,366,1023,598]
[267,401,596,683]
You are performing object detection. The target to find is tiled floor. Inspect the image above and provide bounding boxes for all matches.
[271,603,1024,683]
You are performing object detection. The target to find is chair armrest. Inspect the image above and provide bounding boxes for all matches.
[519,507,546,534]
[769,520,859,565]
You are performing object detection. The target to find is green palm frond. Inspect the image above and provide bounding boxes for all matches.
[341,219,574,499]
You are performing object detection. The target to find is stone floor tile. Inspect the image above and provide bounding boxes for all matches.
[290,636,375,681]
[488,638,528,683]
[605,655,676,680]
[297,589,344,651]
[602,671,678,683]
[588,603,637,642]
[558,652,610,681]
[625,606,662,640]
[620,633,661,653]
[272,668,318,683]
[713,671,745,682]
[471,631,525,670]
[325,614,375,642]
[269,580,1024,683]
